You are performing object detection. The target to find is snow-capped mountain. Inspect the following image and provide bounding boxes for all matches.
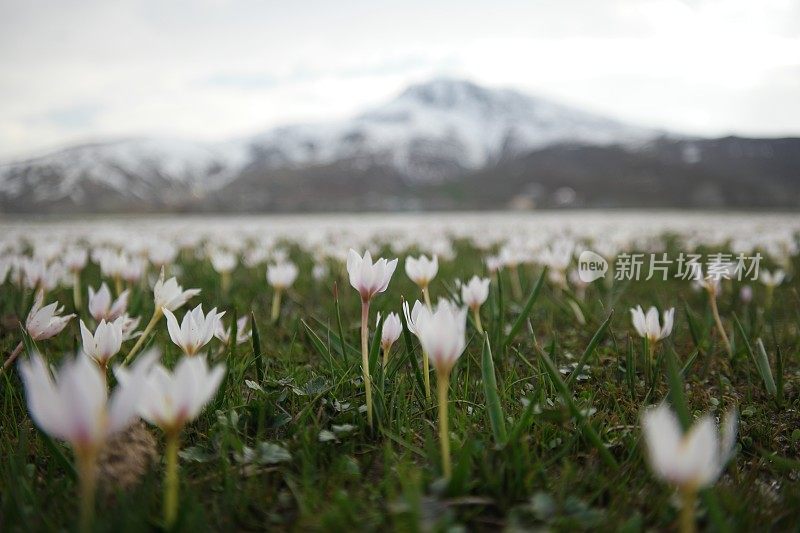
[0,79,664,211]
[249,79,660,182]
[3,78,795,213]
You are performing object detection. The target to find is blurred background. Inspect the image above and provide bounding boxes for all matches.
[1,0,798,214]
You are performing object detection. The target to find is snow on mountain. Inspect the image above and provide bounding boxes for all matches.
[249,79,661,181]
[0,78,664,204]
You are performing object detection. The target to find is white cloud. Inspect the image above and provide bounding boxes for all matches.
[0,0,798,160]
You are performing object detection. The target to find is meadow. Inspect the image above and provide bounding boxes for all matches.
[1,212,799,532]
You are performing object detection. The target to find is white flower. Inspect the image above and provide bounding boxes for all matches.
[312,263,328,281]
[215,315,252,345]
[760,269,785,288]
[88,282,129,322]
[402,299,429,337]
[19,350,156,451]
[153,269,201,312]
[266,261,299,290]
[163,304,225,356]
[461,275,490,310]
[148,241,178,267]
[378,312,402,350]
[120,256,147,283]
[119,314,142,341]
[642,403,737,490]
[25,290,75,341]
[405,254,438,288]
[126,355,226,433]
[64,247,88,272]
[347,249,398,302]
[415,300,468,376]
[630,305,675,343]
[80,317,124,366]
[210,250,237,274]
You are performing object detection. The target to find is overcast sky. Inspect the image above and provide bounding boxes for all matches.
[1,0,798,160]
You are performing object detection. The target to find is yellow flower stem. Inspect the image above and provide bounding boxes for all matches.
[679,487,697,533]
[72,271,82,311]
[75,446,98,533]
[361,300,373,428]
[221,271,231,294]
[164,430,180,529]
[422,286,432,310]
[124,307,162,364]
[766,285,774,310]
[472,306,483,334]
[509,265,523,300]
[708,291,733,357]
[114,275,123,298]
[382,344,391,370]
[271,289,282,323]
[437,371,451,479]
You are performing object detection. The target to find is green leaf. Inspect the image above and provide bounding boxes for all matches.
[504,267,547,348]
[481,334,507,445]
[566,309,614,387]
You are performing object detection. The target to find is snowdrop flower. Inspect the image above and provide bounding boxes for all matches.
[163,304,225,356]
[402,298,434,400]
[153,269,201,312]
[346,249,398,303]
[405,254,438,306]
[346,249,398,428]
[123,355,225,528]
[80,317,125,371]
[215,315,252,346]
[691,267,731,358]
[416,301,468,378]
[125,269,200,363]
[414,300,468,479]
[642,403,737,533]
[64,247,88,273]
[378,312,402,368]
[20,350,155,531]
[88,282,129,322]
[461,275,490,333]
[120,255,147,284]
[148,241,178,268]
[485,255,503,275]
[210,249,237,293]
[267,261,298,289]
[267,261,299,321]
[630,306,675,344]
[25,290,75,341]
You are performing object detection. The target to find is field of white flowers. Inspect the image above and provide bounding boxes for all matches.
[1,211,799,531]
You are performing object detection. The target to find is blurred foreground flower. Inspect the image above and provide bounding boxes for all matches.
[118,355,225,529]
[347,249,397,428]
[642,403,737,533]
[20,351,155,532]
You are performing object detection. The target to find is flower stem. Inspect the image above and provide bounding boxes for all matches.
[221,271,231,294]
[509,265,523,300]
[679,488,697,533]
[422,286,432,310]
[164,431,180,529]
[382,344,391,370]
[708,292,733,357]
[271,289,282,322]
[472,307,483,334]
[422,350,431,402]
[1,341,24,375]
[361,300,373,428]
[124,307,162,364]
[437,372,451,479]
[73,271,82,311]
[114,275,123,298]
[75,447,97,533]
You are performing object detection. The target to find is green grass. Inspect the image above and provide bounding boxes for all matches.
[2,240,800,531]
